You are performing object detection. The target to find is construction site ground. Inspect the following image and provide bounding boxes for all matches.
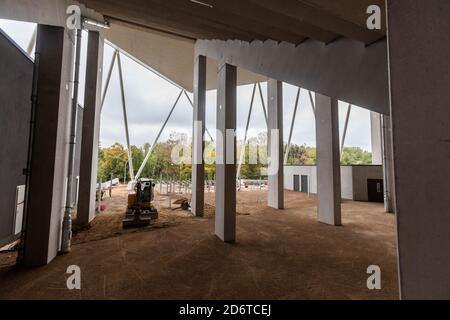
[0,185,399,299]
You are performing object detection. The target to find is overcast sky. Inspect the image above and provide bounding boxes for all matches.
[0,19,373,151]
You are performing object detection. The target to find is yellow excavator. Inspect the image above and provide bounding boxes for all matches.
[123,179,159,228]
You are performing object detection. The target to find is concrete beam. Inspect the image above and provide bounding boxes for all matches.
[196,38,389,114]
[315,94,341,226]
[103,24,266,92]
[370,112,383,165]
[267,79,284,209]
[249,0,384,44]
[23,25,74,266]
[215,62,237,242]
[76,31,103,226]
[191,54,206,217]
[387,0,450,299]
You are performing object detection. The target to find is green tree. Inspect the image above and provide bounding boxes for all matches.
[98,143,128,182]
[341,147,372,165]
[305,147,316,165]
[131,145,144,176]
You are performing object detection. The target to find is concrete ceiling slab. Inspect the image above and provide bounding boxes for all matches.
[104,21,266,92]
[80,0,385,45]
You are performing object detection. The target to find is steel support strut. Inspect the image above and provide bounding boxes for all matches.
[101,50,118,110]
[117,51,135,180]
[237,84,257,181]
[308,90,316,118]
[284,88,301,165]
[257,82,269,127]
[340,103,352,157]
[183,90,214,143]
[134,90,184,181]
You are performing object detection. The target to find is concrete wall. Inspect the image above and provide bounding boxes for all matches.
[196,38,389,115]
[284,165,382,201]
[284,166,353,200]
[0,29,33,247]
[387,0,450,299]
[340,166,354,200]
[284,165,316,192]
[352,166,383,202]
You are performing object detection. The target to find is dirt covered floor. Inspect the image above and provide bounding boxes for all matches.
[0,185,399,300]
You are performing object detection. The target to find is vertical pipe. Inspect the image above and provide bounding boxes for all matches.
[61,29,83,254]
[16,29,42,265]
[381,114,394,213]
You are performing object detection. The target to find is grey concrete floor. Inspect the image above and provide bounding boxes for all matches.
[0,190,399,300]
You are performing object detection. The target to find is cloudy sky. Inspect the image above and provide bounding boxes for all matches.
[0,18,372,151]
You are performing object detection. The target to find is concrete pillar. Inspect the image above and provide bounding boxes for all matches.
[191,54,206,217]
[387,0,450,299]
[381,114,395,213]
[76,31,104,226]
[370,112,383,165]
[215,62,237,242]
[23,25,74,266]
[267,79,284,209]
[315,94,341,226]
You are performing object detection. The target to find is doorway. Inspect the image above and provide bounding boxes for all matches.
[367,179,384,203]
[293,175,300,192]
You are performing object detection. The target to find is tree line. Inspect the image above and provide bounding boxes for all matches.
[97,132,372,183]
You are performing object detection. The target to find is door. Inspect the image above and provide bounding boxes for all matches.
[301,175,309,193]
[293,175,300,192]
[367,179,384,202]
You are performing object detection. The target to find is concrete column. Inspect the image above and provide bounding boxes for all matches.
[191,54,206,217]
[315,94,341,226]
[387,0,450,299]
[76,31,104,226]
[381,114,395,213]
[215,62,237,242]
[23,25,74,266]
[71,104,83,206]
[267,79,284,209]
[370,112,383,165]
